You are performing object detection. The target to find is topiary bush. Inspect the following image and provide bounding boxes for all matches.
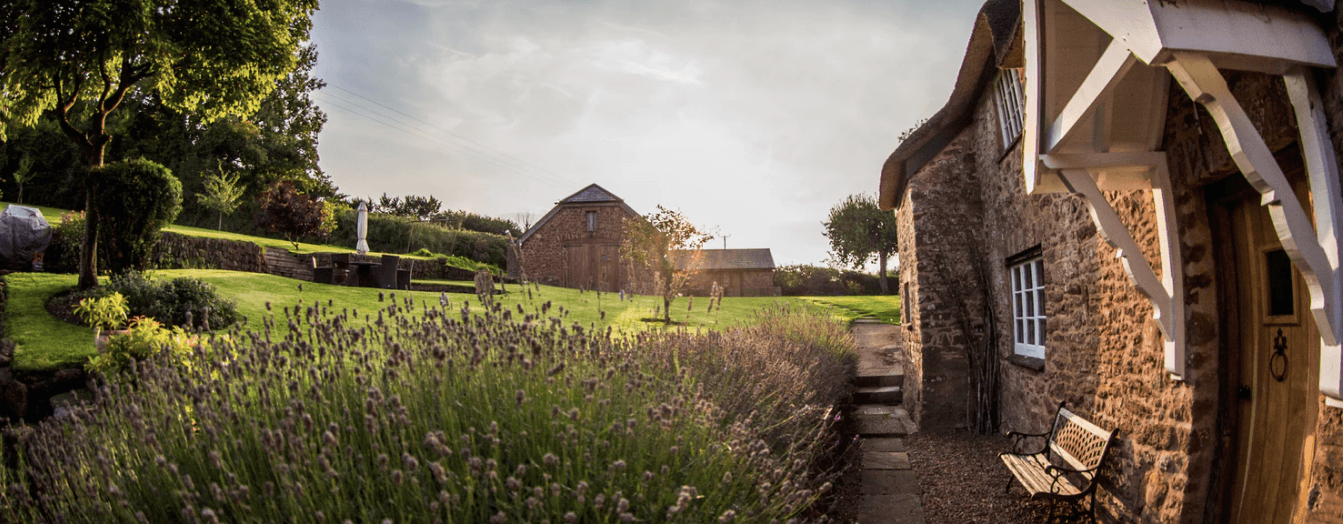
[91,158,183,273]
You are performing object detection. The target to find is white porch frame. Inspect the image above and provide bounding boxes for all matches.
[1026,0,1343,404]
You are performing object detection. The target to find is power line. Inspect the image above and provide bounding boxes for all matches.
[330,84,573,185]
[313,91,572,189]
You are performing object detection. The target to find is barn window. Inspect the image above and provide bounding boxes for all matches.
[586,211,597,232]
[993,70,1024,149]
[1009,252,1045,359]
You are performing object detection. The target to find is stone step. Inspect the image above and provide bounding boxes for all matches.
[855,373,904,389]
[854,385,903,405]
[852,405,915,437]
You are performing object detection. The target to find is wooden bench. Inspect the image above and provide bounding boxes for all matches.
[1000,402,1117,523]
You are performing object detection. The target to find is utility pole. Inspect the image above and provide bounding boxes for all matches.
[722,234,730,250]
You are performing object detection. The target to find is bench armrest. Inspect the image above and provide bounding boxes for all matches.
[1006,431,1050,455]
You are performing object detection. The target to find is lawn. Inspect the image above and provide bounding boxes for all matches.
[798,294,902,324]
[8,270,882,371]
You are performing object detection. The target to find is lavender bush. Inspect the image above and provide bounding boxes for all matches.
[4,299,855,523]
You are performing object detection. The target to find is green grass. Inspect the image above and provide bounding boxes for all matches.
[797,295,902,324]
[9,270,851,371]
[5,273,94,371]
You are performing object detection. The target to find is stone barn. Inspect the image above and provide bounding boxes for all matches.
[680,248,777,297]
[881,0,1343,522]
[508,184,639,291]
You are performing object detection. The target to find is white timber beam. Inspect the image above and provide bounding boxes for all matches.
[1284,68,1343,406]
[1167,52,1343,403]
[1060,166,1185,378]
[1045,39,1138,153]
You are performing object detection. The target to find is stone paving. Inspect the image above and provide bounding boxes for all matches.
[850,320,924,524]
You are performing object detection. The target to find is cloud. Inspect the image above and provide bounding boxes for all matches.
[310,0,985,265]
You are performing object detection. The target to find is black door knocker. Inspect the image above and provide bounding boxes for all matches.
[1270,328,1288,382]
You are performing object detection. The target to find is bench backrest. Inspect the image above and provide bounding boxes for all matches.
[1048,406,1115,475]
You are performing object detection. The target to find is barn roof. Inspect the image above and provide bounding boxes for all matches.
[517,184,640,245]
[559,184,623,204]
[676,249,775,271]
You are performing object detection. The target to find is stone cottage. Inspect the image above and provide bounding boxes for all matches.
[508,184,639,291]
[680,248,777,297]
[881,0,1343,522]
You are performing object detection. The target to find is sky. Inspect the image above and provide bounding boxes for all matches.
[308,0,985,269]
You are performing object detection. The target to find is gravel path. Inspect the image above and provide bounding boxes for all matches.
[905,429,1055,524]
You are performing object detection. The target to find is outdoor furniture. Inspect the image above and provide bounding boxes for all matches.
[312,266,335,285]
[1000,402,1116,523]
[374,255,401,289]
[347,260,379,287]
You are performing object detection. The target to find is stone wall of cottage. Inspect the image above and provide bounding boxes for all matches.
[898,126,986,431]
[515,203,636,288]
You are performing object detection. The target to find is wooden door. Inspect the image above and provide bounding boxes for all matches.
[1220,176,1319,524]
[565,244,591,289]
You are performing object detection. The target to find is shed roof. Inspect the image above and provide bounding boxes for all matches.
[675,249,775,271]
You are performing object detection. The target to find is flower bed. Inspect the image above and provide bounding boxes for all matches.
[3,299,856,522]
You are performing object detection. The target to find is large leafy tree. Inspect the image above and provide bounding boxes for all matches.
[620,206,714,324]
[823,193,899,294]
[0,0,318,289]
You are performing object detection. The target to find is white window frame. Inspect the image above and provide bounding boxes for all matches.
[1010,255,1046,358]
[993,70,1025,149]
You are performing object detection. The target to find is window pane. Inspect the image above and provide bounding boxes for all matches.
[1026,315,1035,344]
[1037,319,1046,343]
[1023,264,1033,288]
[1013,266,1021,292]
[1034,260,1044,289]
[1014,293,1022,316]
[1266,249,1294,316]
[1025,292,1034,316]
[1016,319,1023,343]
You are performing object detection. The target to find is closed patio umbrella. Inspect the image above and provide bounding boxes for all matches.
[356,202,370,254]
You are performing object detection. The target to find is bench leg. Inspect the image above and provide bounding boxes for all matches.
[1004,476,1015,495]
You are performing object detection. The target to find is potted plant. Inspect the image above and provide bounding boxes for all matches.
[72,292,130,352]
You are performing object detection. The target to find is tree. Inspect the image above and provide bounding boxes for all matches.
[256,181,329,250]
[823,193,899,294]
[197,163,246,230]
[620,206,714,324]
[0,0,318,289]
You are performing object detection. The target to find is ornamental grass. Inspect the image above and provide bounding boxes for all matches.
[3,298,855,523]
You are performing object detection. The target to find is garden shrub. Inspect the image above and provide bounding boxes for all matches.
[72,270,238,330]
[85,316,201,376]
[91,158,183,273]
[255,181,331,248]
[8,297,850,523]
[45,210,85,273]
[774,264,885,296]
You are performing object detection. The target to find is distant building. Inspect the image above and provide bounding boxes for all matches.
[680,248,777,297]
[508,184,639,291]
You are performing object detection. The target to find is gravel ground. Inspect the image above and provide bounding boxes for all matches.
[906,429,1056,524]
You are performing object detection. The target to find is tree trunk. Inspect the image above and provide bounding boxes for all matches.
[218,210,223,231]
[77,136,107,290]
[663,295,671,324]
[878,250,889,295]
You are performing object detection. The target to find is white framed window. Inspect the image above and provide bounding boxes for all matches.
[586,211,597,232]
[1010,255,1046,358]
[994,70,1024,149]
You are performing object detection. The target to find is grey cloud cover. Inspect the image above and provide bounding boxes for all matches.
[311,0,983,267]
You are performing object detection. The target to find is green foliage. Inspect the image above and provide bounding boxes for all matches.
[256,181,329,249]
[74,270,238,331]
[85,316,201,376]
[331,211,510,267]
[621,206,715,323]
[434,209,522,237]
[71,292,129,331]
[196,165,246,230]
[47,210,86,273]
[774,264,885,296]
[822,193,898,293]
[10,293,851,522]
[91,158,184,273]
